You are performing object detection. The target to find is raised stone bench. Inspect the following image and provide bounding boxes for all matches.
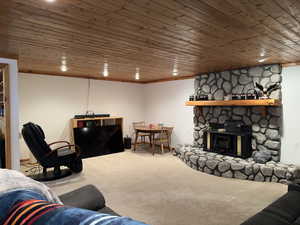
[174,145,300,184]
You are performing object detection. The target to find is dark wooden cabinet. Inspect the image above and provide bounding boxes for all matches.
[71,117,124,159]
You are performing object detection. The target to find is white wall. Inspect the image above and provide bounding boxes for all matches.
[281,65,300,165]
[0,58,20,170]
[19,74,194,159]
[144,79,194,146]
[19,69,300,165]
[19,73,145,159]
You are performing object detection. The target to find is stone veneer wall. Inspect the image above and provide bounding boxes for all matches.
[193,64,282,162]
[174,145,300,183]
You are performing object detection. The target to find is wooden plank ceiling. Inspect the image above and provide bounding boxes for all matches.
[1,0,300,83]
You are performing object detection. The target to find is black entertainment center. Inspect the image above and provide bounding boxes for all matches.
[71,116,124,159]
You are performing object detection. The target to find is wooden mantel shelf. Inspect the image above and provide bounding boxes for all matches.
[185,99,281,107]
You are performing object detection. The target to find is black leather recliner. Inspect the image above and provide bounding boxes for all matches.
[22,122,83,181]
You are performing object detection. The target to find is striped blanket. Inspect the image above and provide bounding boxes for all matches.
[0,170,148,225]
[0,190,148,225]
[0,169,61,203]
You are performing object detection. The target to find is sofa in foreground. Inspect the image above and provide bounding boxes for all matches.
[0,169,147,225]
[64,183,300,225]
[59,184,119,216]
[241,183,300,225]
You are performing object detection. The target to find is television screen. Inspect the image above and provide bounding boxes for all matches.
[74,125,124,159]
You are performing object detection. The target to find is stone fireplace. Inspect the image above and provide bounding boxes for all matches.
[174,64,300,183]
[193,64,282,162]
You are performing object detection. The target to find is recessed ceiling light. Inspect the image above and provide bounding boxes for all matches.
[172,68,178,76]
[60,64,68,72]
[258,58,267,63]
[173,70,178,76]
[102,61,109,77]
[60,56,68,72]
[172,58,179,76]
[45,0,56,3]
[103,69,109,77]
[135,68,140,80]
[260,49,266,57]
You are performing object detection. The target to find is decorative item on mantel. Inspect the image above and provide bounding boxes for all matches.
[189,95,195,101]
[224,94,232,101]
[195,87,209,101]
[246,89,259,100]
[229,89,259,100]
[255,82,281,99]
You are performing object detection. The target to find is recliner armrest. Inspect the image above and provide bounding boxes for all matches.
[59,185,106,211]
[57,148,75,157]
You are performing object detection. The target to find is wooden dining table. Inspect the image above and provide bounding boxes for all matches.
[133,126,170,155]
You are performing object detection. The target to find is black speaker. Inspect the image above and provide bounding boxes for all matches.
[124,137,132,149]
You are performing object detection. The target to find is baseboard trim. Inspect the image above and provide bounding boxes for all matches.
[131,142,174,150]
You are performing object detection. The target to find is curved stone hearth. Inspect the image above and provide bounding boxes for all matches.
[174,145,300,184]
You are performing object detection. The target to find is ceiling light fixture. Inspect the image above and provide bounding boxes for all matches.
[173,69,178,76]
[103,70,109,77]
[60,64,68,72]
[172,67,178,76]
[135,68,140,80]
[45,0,56,3]
[102,60,109,77]
[60,56,68,72]
[172,59,179,76]
[260,49,266,57]
[258,58,267,63]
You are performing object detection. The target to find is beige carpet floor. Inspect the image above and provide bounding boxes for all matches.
[47,148,286,225]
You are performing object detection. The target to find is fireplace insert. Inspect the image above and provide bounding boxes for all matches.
[203,122,252,158]
[213,134,235,155]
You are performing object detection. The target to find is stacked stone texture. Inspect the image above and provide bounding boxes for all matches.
[193,64,282,161]
[175,145,299,184]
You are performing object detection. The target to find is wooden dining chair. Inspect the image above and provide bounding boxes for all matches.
[132,121,151,144]
[154,127,173,154]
